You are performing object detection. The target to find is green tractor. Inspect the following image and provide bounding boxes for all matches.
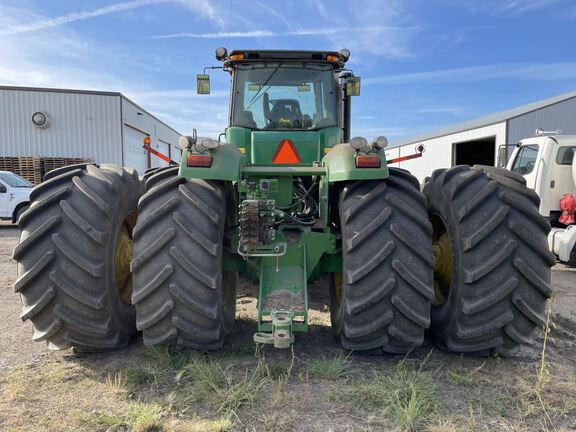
[13,48,555,355]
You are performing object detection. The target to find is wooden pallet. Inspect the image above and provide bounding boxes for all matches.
[1,156,94,185]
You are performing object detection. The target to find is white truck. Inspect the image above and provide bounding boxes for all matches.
[505,132,576,263]
[0,171,32,224]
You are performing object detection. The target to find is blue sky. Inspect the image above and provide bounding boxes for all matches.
[0,0,575,143]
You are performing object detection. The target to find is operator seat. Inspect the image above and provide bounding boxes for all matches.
[236,110,257,129]
[269,99,302,127]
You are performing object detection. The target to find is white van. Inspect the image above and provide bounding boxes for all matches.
[0,171,32,223]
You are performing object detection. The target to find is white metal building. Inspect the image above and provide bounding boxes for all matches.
[387,91,576,182]
[0,86,182,175]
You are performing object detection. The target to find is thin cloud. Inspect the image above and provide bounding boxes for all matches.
[0,0,222,36]
[151,26,416,39]
[364,62,576,85]
[454,0,569,15]
[416,106,467,115]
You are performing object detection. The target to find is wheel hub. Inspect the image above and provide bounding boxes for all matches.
[333,272,343,304]
[114,212,137,305]
[430,215,452,306]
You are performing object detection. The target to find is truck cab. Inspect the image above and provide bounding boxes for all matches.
[507,134,576,220]
[506,133,576,261]
[0,171,32,223]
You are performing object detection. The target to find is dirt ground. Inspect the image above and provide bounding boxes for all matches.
[0,221,575,431]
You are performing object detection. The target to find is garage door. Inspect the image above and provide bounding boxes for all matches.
[158,140,171,167]
[124,126,149,174]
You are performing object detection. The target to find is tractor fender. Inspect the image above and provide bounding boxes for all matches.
[323,144,389,182]
[178,143,246,181]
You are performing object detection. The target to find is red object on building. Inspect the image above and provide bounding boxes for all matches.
[559,193,576,225]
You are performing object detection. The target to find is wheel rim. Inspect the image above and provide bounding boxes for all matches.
[333,272,343,304]
[114,212,137,305]
[430,213,452,306]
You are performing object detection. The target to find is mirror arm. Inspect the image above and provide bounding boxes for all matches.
[203,66,223,74]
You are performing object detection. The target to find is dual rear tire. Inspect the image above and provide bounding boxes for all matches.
[14,164,143,351]
[13,164,236,352]
[131,167,236,349]
[331,166,554,355]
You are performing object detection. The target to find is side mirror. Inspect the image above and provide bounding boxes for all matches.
[196,74,210,95]
[346,76,361,96]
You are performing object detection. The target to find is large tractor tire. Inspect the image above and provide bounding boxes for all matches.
[330,168,434,353]
[423,165,555,354]
[13,163,143,351]
[131,167,236,349]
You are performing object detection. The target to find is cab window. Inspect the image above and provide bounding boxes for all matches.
[555,146,576,165]
[511,145,539,175]
[232,63,337,131]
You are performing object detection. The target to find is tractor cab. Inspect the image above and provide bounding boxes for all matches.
[197,49,360,164]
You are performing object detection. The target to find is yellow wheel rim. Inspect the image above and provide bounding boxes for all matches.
[114,212,137,305]
[430,214,452,306]
[333,272,343,304]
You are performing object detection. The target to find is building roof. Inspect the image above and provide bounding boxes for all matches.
[0,85,181,136]
[392,90,576,147]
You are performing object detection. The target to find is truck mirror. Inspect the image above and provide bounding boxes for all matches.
[346,76,361,96]
[496,145,507,168]
[196,74,210,95]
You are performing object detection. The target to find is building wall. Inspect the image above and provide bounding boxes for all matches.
[508,97,576,144]
[0,88,182,175]
[0,88,122,163]
[386,122,507,183]
[121,97,181,172]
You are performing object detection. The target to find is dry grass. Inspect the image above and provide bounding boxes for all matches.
[339,362,438,431]
[305,353,350,380]
[1,295,575,431]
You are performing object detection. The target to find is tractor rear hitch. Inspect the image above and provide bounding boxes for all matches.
[253,311,295,349]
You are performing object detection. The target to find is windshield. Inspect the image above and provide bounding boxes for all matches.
[232,63,337,131]
[0,172,32,188]
[511,145,539,175]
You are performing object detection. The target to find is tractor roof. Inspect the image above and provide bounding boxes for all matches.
[227,50,347,69]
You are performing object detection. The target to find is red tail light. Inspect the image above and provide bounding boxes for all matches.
[355,155,381,168]
[187,154,212,167]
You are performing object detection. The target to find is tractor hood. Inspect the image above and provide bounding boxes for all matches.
[226,126,341,165]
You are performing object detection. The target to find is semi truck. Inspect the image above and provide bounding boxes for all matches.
[506,131,576,263]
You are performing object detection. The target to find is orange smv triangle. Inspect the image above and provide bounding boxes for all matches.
[273,139,301,164]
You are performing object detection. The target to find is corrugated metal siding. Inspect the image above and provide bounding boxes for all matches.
[386,122,507,183]
[0,89,122,163]
[508,97,576,144]
[121,97,181,168]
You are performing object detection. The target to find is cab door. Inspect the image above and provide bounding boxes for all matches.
[509,143,540,189]
[0,180,9,218]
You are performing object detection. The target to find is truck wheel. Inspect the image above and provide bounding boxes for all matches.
[13,164,143,351]
[14,204,29,224]
[423,165,555,354]
[330,168,434,353]
[131,166,236,349]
